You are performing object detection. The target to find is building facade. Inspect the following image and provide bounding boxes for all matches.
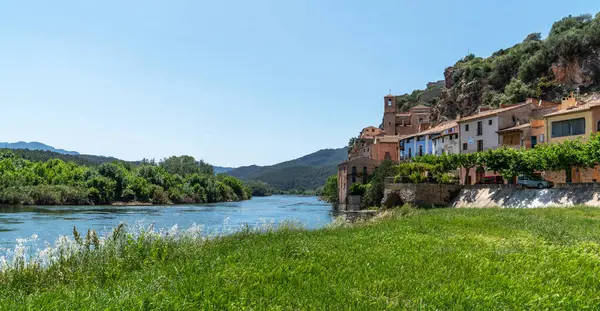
[337,157,380,207]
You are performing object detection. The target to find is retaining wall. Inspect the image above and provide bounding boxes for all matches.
[454,186,600,208]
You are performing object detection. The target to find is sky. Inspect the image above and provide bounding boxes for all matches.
[0,1,598,167]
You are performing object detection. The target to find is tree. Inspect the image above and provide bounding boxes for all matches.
[456,153,481,185]
[363,160,397,207]
[320,175,338,203]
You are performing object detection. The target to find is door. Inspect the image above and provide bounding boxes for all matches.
[531,136,537,149]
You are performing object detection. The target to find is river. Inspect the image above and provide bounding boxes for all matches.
[0,195,336,254]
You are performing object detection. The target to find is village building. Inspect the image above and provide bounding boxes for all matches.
[457,103,533,184]
[383,94,432,136]
[337,157,379,209]
[430,122,460,156]
[541,93,600,183]
[399,122,458,160]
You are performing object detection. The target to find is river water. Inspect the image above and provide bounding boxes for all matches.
[0,195,336,253]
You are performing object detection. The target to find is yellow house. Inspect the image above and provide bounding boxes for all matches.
[542,96,600,183]
[544,102,600,144]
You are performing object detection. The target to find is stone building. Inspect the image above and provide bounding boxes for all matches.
[383,94,432,136]
[337,157,379,209]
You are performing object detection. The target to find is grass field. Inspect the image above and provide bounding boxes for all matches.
[2,207,600,310]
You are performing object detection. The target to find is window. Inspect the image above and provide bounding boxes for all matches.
[455,134,459,139]
[531,136,537,149]
[384,152,391,160]
[477,140,483,152]
[363,166,368,178]
[488,119,493,126]
[408,148,412,158]
[418,145,423,156]
[351,166,357,183]
[477,121,483,136]
[442,137,445,143]
[387,98,392,107]
[539,134,544,143]
[463,143,468,151]
[465,124,469,131]
[551,118,586,137]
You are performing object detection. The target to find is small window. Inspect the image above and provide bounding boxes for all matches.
[384,152,391,160]
[465,124,469,131]
[477,121,483,136]
[539,134,544,143]
[418,145,423,156]
[442,137,445,143]
[387,99,392,107]
[463,143,468,151]
[488,119,493,126]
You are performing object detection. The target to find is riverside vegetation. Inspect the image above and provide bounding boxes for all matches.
[2,206,600,309]
[0,152,251,205]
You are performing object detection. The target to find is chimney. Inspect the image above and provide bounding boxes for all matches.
[516,119,521,126]
[478,107,491,113]
[456,113,461,120]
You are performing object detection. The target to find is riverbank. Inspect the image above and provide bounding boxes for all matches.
[2,206,600,309]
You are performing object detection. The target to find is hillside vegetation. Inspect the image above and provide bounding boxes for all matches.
[395,13,600,122]
[2,207,600,309]
[227,147,347,191]
[0,151,250,205]
[0,148,121,167]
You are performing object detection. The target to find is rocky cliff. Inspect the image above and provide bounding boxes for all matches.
[400,13,600,123]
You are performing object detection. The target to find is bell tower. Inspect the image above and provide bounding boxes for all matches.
[383,94,396,135]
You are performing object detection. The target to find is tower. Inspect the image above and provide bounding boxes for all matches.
[383,94,396,135]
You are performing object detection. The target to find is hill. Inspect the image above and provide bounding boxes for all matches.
[213,166,235,174]
[0,141,79,155]
[0,148,122,167]
[227,147,348,191]
[392,13,600,122]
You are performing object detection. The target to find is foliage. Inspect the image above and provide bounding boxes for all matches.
[0,152,250,205]
[3,208,600,309]
[319,175,338,203]
[362,160,397,207]
[244,180,273,197]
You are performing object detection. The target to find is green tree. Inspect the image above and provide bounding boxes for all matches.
[320,175,338,203]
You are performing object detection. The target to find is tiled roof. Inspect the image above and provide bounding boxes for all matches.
[543,101,600,117]
[458,103,530,122]
[375,135,400,143]
[396,113,411,117]
[399,122,458,141]
[497,123,531,134]
[411,104,430,109]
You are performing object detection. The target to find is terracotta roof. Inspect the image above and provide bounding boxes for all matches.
[497,123,531,134]
[399,122,458,141]
[411,104,430,110]
[543,101,600,117]
[458,103,530,122]
[375,135,400,143]
[396,113,411,117]
[338,156,380,167]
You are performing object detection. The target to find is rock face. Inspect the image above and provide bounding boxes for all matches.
[552,49,600,87]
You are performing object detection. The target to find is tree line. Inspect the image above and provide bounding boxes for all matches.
[0,152,251,205]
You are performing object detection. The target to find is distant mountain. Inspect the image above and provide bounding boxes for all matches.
[0,141,79,155]
[227,147,348,191]
[214,166,235,174]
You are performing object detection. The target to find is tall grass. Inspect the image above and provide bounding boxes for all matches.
[2,207,600,309]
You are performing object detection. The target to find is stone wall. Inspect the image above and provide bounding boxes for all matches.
[383,183,463,207]
[454,186,600,208]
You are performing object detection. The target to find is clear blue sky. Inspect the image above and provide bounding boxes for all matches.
[0,1,598,167]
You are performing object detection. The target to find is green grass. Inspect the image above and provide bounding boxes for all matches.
[3,207,600,310]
